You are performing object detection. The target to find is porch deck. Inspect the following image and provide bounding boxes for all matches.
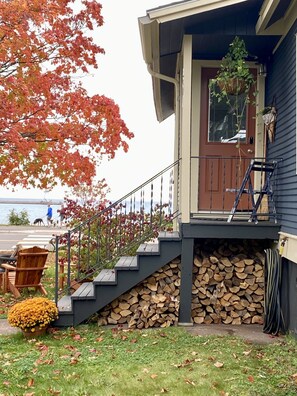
[182,217,280,239]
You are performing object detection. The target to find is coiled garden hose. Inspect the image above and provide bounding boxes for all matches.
[263,249,285,335]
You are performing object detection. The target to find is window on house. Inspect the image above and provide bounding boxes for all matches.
[208,87,247,144]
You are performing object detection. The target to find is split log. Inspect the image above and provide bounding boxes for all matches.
[97,240,266,329]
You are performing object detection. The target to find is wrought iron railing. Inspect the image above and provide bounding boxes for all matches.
[190,156,281,218]
[55,161,180,302]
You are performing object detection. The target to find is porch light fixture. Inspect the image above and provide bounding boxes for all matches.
[258,63,267,77]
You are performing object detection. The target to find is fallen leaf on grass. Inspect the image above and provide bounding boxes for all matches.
[72,334,83,341]
[243,350,252,356]
[173,359,195,368]
[248,375,254,383]
[64,345,77,351]
[48,389,61,395]
[37,344,49,359]
[44,359,54,365]
[28,378,34,387]
[256,352,265,359]
[184,378,196,386]
[150,374,158,379]
[35,358,54,366]
[214,361,224,368]
[70,358,79,365]
[160,388,169,393]
[96,337,104,342]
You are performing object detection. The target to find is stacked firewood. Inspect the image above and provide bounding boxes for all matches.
[97,240,267,328]
[98,259,180,329]
[192,240,265,325]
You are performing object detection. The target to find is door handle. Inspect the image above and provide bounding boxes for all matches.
[247,149,253,153]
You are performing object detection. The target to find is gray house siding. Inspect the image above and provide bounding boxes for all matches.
[266,20,297,234]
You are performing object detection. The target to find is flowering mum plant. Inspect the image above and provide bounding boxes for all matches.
[8,297,58,331]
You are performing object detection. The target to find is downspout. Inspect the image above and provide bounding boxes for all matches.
[146,64,179,100]
[146,64,180,229]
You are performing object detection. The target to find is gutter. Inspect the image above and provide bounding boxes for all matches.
[146,64,179,121]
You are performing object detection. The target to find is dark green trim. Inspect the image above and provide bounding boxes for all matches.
[182,221,280,239]
[179,238,194,324]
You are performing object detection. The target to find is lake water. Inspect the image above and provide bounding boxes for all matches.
[0,203,62,225]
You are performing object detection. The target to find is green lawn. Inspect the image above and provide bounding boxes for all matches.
[0,324,297,395]
[1,254,297,395]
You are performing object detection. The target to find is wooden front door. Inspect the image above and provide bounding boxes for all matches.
[198,68,256,211]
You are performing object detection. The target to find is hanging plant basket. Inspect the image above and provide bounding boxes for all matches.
[218,78,247,95]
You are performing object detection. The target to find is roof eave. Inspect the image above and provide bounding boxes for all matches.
[147,0,248,23]
[256,0,297,34]
[138,17,165,122]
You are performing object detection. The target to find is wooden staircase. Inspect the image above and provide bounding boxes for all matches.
[54,231,182,326]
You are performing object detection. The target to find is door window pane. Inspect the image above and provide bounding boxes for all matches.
[208,86,247,143]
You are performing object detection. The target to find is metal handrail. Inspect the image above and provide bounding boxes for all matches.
[55,160,180,303]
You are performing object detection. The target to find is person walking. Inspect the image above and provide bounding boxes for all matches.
[46,204,53,226]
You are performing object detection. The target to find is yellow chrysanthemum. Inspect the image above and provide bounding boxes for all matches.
[8,297,58,330]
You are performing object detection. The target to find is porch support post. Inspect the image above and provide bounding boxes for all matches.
[178,237,194,325]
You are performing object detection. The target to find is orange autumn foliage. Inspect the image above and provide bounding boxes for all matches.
[0,0,133,189]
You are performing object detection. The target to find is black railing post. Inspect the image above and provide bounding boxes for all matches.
[150,182,154,230]
[159,174,163,227]
[67,230,71,295]
[55,235,59,304]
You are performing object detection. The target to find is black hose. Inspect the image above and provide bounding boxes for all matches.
[263,248,285,335]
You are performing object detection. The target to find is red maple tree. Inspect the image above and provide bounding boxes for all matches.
[0,0,133,189]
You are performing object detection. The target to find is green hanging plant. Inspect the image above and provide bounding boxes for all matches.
[209,36,255,98]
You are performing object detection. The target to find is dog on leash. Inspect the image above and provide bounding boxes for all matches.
[33,218,45,226]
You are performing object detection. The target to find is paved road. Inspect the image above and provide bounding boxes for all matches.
[0,225,67,252]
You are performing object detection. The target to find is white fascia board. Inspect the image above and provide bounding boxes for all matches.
[138,16,154,64]
[256,0,297,36]
[138,17,163,120]
[147,0,248,24]
[256,0,280,34]
[138,17,160,65]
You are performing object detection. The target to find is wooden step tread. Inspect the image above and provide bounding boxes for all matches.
[58,296,72,312]
[115,256,138,270]
[72,282,94,298]
[158,231,180,240]
[94,269,116,284]
[137,243,159,255]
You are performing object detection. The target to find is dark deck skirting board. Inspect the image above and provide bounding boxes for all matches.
[182,221,280,239]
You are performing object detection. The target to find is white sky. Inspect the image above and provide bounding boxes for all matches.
[0,0,175,201]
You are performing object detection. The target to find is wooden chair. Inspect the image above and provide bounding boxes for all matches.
[2,246,49,298]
